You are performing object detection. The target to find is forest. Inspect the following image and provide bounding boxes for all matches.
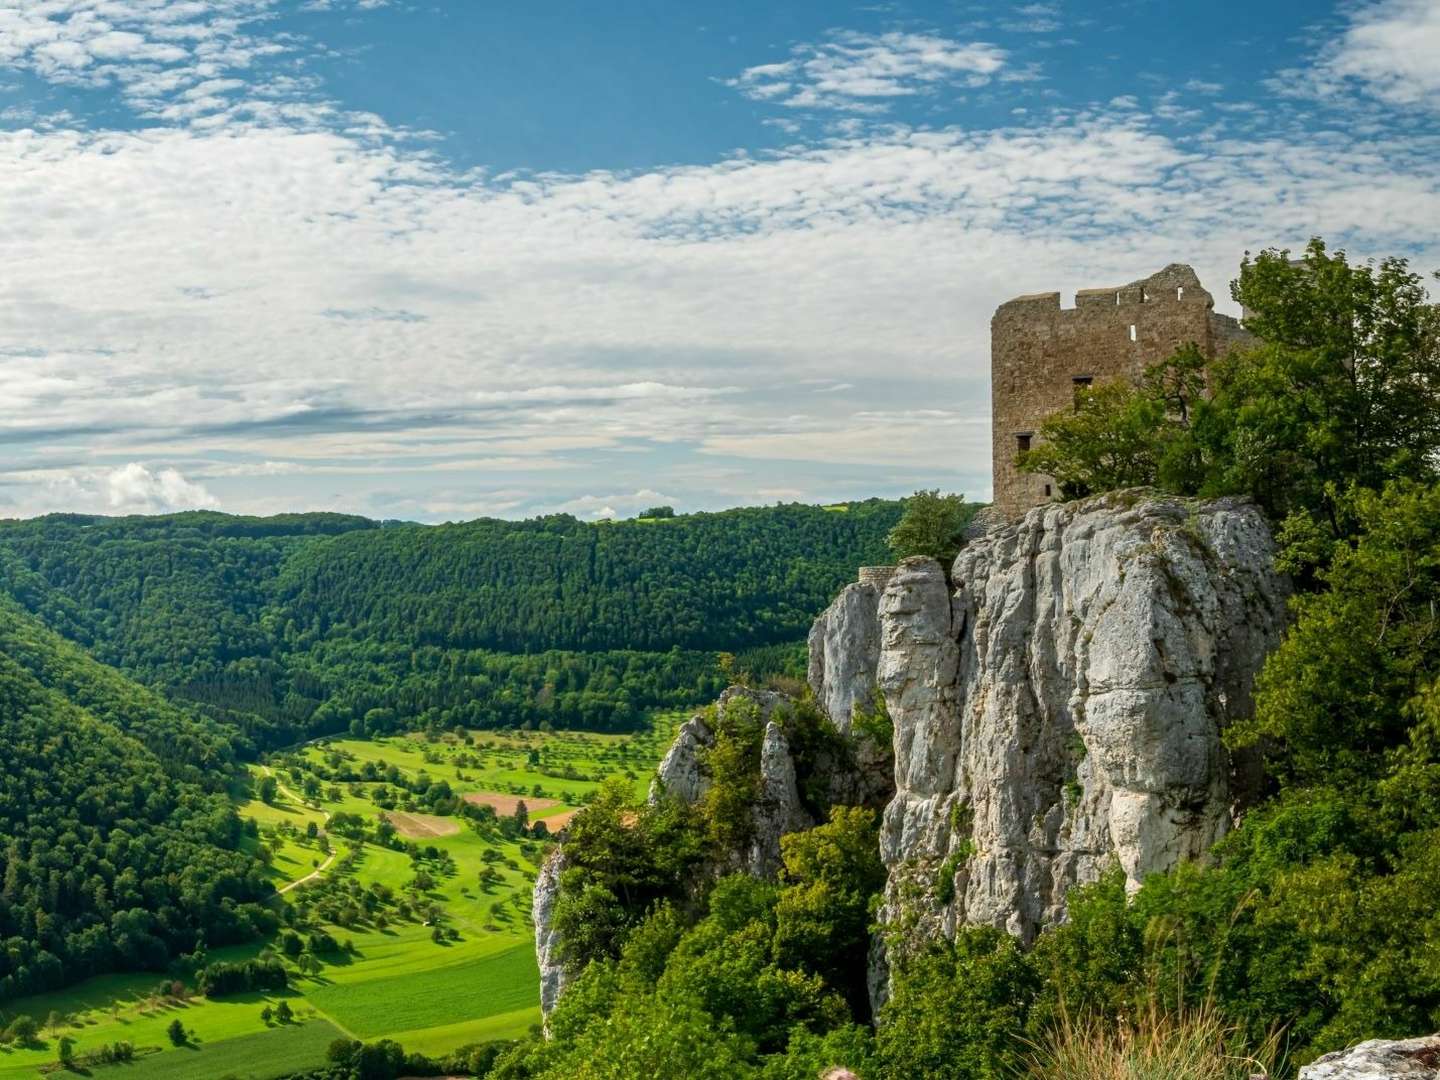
[0,599,276,1002]
[0,500,901,748]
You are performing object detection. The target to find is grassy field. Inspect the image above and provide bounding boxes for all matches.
[307,942,538,1038]
[0,712,685,1078]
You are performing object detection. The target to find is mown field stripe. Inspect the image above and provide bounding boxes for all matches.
[75,1018,345,1080]
[305,941,539,1039]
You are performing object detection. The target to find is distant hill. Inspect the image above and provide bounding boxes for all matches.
[0,500,907,745]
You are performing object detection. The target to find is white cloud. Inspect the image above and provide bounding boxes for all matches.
[727,31,1009,112]
[1003,3,1063,33]
[1303,0,1440,111]
[106,463,218,512]
[1,109,1436,518]
[0,463,217,518]
[0,0,405,133]
[473,382,738,405]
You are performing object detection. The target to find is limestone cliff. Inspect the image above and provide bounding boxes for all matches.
[649,686,814,878]
[808,492,1288,973]
[536,491,1286,1019]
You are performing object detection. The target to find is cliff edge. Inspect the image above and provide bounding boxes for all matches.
[807,492,1288,989]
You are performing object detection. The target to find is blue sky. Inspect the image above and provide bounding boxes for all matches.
[1,0,1437,521]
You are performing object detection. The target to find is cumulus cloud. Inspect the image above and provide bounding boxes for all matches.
[727,31,1009,112]
[106,463,218,512]
[1300,0,1440,111]
[0,463,217,518]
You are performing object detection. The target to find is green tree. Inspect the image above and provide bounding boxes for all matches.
[166,1019,187,1046]
[3,1015,38,1046]
[876,928,1039,1079]
[1017,346,1208,499]
[1208,239,1440,535]
[1015,239,1440,552]
[772,807,886,1018]
[1229,481,1440,787]
[886,490,974,565]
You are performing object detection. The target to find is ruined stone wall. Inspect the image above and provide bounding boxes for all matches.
[991,264,1249,520]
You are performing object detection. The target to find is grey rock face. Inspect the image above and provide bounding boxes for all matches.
[807,577,899,810]
[876,493,1288,962]
[533,848,568,1021]
[717,684,788,719]
[808,580,884,736]
[748,720,814,878]
[648,686,813,880]
[651,715,715,805]
[1299,1036,1440,1078]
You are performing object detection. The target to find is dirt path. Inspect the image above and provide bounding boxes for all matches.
[278,852,335,895]
[261,765,336,895]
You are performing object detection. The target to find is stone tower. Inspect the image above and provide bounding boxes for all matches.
[990,263,1249,519]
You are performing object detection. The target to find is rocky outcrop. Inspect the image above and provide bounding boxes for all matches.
[650,686,813,878]
[1299,1035,1440,1078]
[870,492,1288,970]
[808,577,885,736]
[749,720,813,877]
[649,686,787,807]
[807,571,899,809]
[651,715,715,805]
[533,848,567,1021]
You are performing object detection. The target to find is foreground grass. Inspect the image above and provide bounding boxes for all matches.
[1026,1004,1279,1080]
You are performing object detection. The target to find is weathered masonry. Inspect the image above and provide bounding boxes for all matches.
[990,263,1250,519]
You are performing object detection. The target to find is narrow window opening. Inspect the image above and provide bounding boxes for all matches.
[1177,286,1185,300]
[1044,484,1052,498]
[1072,375,1093,388]
[1114,291,1121,305]
[1016,433,1032,453]
[1128,324,1137,342]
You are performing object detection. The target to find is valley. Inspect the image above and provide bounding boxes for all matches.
[0,714,683,1080]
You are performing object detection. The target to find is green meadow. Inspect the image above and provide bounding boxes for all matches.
[0,712,685,1078]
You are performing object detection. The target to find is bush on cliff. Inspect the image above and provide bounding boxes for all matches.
[886,490,976,565]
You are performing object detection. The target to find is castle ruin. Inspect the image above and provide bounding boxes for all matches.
[989,263,1250,519]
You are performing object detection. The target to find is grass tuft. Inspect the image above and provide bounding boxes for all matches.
[1025,1001,1278,1080]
